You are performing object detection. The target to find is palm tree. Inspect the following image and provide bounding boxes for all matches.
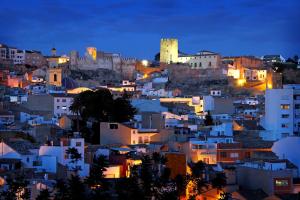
[66,147,82,173]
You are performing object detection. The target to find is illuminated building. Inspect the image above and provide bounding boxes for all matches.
[178,50,221,69]
[48,67,62,87]
[262,85,300,140]
[70,48,136,80]
[86,47,97,61]
[160,38,178,64]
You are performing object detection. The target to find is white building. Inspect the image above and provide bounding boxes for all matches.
[262,85,300,140]
[178,50,221,69]
[210,121,233,137]
[51,94,75,117]
[39,137,90,177]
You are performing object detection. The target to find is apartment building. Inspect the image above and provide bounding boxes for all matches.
[262,84,300,140]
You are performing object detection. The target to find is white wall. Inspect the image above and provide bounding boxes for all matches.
[264,89,294,139]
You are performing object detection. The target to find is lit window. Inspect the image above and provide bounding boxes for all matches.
[280,104,290,110]
[138,136,143,144]
[275,179,289,187]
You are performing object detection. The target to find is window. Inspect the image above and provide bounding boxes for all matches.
[208,62,212,67]
[57,106,60,109]
[280,104,290,109]
[132,140,135,144]
[199,62,202,67]
[281,123,288,128]
[54,74,57,82]
[275,179,289,187]
[57,99,60,102]
[62,99,66,102]
[230,153,239,158]
[76,142,81,147]
[109,124,118,129]
[144,136,149,143]
[281,114,289,118]
[295,104,300,109]
[138,136,143,144]
[220,152,227,158]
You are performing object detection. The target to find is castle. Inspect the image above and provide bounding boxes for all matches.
[70,47,137,80]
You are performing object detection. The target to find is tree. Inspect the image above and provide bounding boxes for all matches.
[204,111,213,126]
[212,172,227,193]
[0,175,30,200]
[70,88,137,143]
[219,191,232,200]
[66,147,82,172]
[85,155,110,199]
[53,179,69,200]
[112,97,137,122]
[36,189,51,200]
[67,175,86,200]
[187,161,208,199]
[175,174,187,198]
[141,155,153,197]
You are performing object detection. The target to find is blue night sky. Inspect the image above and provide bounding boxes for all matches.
[0,0,299,60]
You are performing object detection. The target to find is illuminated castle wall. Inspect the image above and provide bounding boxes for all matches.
[86,47,97,61]
[160,38,178,64]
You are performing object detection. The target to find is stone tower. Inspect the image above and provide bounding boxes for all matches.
[48,67,62,87]
[160,38,178,64]
[86,47,97,61]
[70,50,79,66]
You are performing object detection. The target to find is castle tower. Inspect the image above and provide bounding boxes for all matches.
[48,67,62,87]
[86,47,97,61]
[51,47,57,56]
[160,38,178,64]
[70,50,79,66]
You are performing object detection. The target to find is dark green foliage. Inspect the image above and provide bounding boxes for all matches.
[36,189,51,200]
[188,161,208,197]
[141,155,153,196]
[0,175,30,200]
[67,175,86,200]
[70,88,136,123]
[212,172,227,191]
[175,174,186,197]
[53,179,69,200]
[70,88,137,143]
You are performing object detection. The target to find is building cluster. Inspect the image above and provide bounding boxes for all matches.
[0,39,300,199]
